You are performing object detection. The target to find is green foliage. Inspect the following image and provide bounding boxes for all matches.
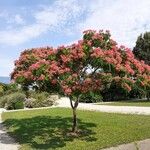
[24,98,36,108]
[0,85,4,96]
[25,92,57,108]
[0,92,25,110]
[48,54,56,61]
[0,95,9,108]
[102,85,129,101]
[31,91,49,100]
[80,92,103,103]
[129,88,144,99]
[0,82,8,96]
[0,83,19,107]
[14,100,24,109]
[1,83,20,95]
[16,76,26,83]
[5,92,25,110]
[133,32,150,65]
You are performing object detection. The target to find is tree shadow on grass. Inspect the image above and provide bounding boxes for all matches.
[2,116,97,149]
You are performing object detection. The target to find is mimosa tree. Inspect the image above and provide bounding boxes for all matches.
[12,30,150,133]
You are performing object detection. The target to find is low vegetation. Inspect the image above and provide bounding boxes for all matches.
[25,92,57,108]
[0,92,25,110]
[2,108,150,150]
[0,91,57,110]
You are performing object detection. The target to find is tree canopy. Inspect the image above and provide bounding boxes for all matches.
[133,32,150,65]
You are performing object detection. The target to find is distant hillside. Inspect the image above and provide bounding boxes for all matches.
[0,77,10,84]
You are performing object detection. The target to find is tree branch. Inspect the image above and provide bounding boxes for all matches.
[91,67,99,75]
[69,97,74,109]
[74,96,80,109]
[80,67,88,78]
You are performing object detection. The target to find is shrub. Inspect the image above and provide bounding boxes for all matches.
[0,85,4,96]
[14,100,24,109]
[0,95,9,108]
[31,92,49,101]
[24,98,37,108]
[25,92,58,108]
[4,83,20,95]
[80,92,103,103]
[43,95,58,106]
[0,92,25,110]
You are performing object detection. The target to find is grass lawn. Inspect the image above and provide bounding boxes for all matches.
[2,108,150,150]
[97,100,150,107]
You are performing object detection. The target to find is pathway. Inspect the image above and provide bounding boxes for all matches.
[103,139,150,150]
[0,108,19,150]
[57,97,150,115]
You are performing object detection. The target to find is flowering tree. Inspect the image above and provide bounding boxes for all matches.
[12,30,150,133]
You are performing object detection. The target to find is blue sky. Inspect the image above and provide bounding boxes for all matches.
[1,0,150,76]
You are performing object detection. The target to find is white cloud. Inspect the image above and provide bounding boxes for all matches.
[14,14,25,25]
[0,24,46,45]
[78,0,150,48]
[1,0,150,47]
[0,57,14,76]
[0,12,25,25]
[0,0,84,45]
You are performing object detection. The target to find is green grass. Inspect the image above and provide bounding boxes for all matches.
[97,100,150,107]
[2,108,150,150]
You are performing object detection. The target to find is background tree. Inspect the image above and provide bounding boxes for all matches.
[133,32,150,65]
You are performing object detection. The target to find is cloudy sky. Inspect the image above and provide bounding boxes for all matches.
[0,0,150,76]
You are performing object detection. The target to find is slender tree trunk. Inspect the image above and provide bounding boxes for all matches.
[70,96,80,133]
[147,93,150,101]
[72,108,77,132]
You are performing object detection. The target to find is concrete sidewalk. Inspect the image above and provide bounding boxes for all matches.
[0,109,19,150]
[103,139,150,150]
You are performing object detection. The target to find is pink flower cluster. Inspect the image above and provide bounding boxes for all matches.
[11,29,150,96]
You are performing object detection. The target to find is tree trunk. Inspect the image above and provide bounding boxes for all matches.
[147,93,150,101]
[72,108,77,132]
[70,96,80,133]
